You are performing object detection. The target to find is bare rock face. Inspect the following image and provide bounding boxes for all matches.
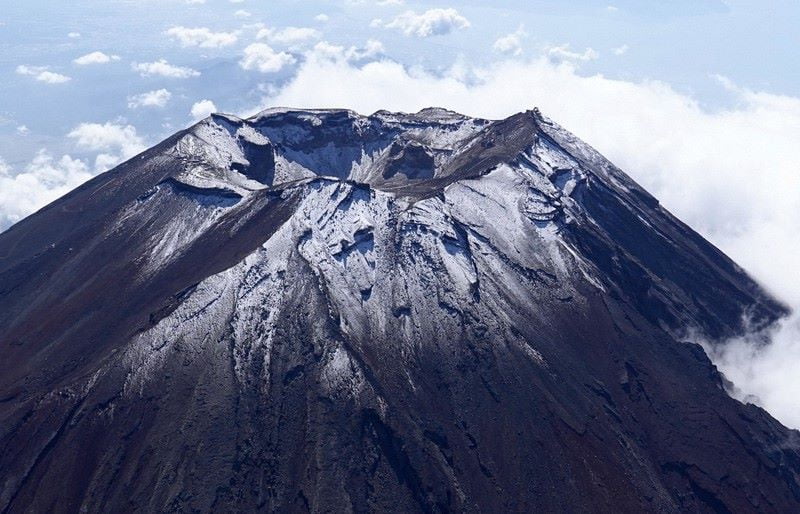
[0,107,798,513]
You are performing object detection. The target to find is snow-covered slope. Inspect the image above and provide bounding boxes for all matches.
[0,108,797,513]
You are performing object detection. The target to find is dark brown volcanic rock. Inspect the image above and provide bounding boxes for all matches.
[0,108,798,513]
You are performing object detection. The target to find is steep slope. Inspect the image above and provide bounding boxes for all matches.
[0,108,797,513]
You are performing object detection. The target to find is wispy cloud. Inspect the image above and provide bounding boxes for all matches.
[613,44,629,56]
[544,44,599,62]
[258,26,321,48]
[166,26,238,48]
[16,65,71,84]
[127,89,172,109]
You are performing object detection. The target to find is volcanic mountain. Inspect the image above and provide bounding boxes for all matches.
[0,107,798,513]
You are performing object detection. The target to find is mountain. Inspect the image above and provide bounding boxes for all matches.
[0,107,798,513]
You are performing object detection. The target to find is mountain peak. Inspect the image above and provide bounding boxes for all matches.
[0,106,796,513]
[173,107,540,199]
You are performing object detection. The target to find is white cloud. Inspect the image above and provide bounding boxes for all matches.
[132,59,200,78]
[229,0,245,3]
[67,122,146,171]
[357,39,386,60]
[309,40,385,63]
[127,89,172,109]
[380,8,470,37]
[190,99,218,120]
[67,32,81,39]
[67,122,143,154]
[185,0,205,4]
[2,129,138,220]
[613,44,629,55]
[545,44,599,62]
[16,65,71,84]
[239,43,295,73]
[315,14,330,22]
[493,27,527,56]
[16,125,30,136]
[37,71,72,84]
[258,26,321,47]
[73,51,121,65]
[262,56,800,427]
[166,26,238,48]
[234,10,251,18]
[704,315,800,429]
[0,152,92,229]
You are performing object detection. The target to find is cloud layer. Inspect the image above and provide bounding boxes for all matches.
[1,122,146,228]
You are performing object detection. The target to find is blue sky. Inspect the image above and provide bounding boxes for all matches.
[1,0,799,169]
[1,1,800,426]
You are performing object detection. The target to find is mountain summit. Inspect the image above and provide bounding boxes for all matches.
[0,107,797,513]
